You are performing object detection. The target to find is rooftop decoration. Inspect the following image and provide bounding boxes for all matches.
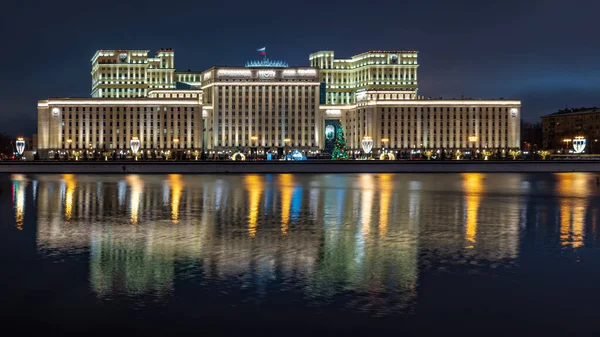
[245,58,288,68]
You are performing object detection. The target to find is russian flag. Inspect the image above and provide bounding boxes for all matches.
[257,47,266,55]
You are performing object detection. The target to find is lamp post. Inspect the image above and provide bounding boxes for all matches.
[284,138,291,160]
[563,138,572,152]
[251,136,258,160]
[361,136,373,159]
[173,138,180,160]
[15,137,25,159]
[381,138,389,154]
[130,137,140,160]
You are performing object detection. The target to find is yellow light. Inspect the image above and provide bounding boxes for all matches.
[378,174,392,237]
[62,174,76,221]
[381,138,389,142]
[173,138,179,143]
[284,138,291,142]
[462,173,484,248]
[244,175,262,238]
[279,174,293,235]
[127,175,143,224]
[468,136,478,142]
[169,174,183,224]
[67,139,72,143]
[563,139,572,142]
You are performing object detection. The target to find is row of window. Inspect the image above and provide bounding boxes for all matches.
[214,142,316,147]
[63,121,194,127]
[63,113,194,119]
[64,129,193,135]
[60,107,195,112]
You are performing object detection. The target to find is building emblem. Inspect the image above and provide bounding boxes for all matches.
[510,108,518,118]
[258,70,276,80]
[52,107,60,117]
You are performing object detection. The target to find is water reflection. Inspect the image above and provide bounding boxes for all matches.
[12,174,27,230]
[556,173,590,248]
[462,173,484,248]
[8,173,600,315]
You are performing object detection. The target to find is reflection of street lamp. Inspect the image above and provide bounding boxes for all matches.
[66,139,72,149]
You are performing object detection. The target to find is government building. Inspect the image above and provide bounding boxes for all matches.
[36,48,521,159]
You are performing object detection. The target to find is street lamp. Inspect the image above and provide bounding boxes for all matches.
[563,138,572,151]
[251,136,258,160]
[15,138,25,157]
[361,136,373,158]
[381,138,389,153]
[284,138,291,160]
[130,137,140,160]
[67,139,72,149]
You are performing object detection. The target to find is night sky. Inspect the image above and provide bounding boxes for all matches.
[1,0,599,137]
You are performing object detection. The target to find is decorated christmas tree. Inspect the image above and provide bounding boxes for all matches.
[331,124,349,160]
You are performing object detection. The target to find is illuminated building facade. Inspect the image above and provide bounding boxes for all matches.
[312,51,521,152]
[329,100,521,151]
[541,108,600,153]
[309,50,419,105]
[91,49,202,98]
[37,97,203,153]
[36,48,522,156]
[200,66,321,152]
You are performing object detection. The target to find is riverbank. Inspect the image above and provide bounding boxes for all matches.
[1,160,599,174]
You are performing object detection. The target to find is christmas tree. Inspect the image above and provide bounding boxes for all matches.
[331,124,349,160]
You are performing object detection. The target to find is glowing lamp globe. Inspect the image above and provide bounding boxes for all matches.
[130,137,141,154]
[15,138,25,156]
[361,137,373,154]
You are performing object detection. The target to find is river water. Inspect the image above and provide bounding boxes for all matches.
[1,173,599,335]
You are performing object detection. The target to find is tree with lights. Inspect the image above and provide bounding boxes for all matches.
[332,124,349,160]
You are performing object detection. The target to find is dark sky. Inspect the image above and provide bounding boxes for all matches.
[1,0,598,137]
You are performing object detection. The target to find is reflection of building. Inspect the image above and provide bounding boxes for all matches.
[37,48,522,156]
[542,108,600,152]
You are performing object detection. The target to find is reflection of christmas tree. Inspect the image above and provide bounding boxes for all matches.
[332,124,349,160]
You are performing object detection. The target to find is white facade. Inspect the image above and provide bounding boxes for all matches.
[91,49,201,98]
[201,67,321,151]
[36,48,521,155]
[37,98,202,151]
[336,99,521,150]
[309,50,419,105]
